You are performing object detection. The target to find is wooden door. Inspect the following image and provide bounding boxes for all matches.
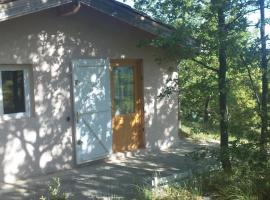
[110,59,144,152]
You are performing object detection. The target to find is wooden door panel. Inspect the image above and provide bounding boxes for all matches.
[113,113,142,152]
[111,59,144,152]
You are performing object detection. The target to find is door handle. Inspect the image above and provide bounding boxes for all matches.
[77,139,83,145]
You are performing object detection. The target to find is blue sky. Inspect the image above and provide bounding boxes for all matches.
[249,11,270,34]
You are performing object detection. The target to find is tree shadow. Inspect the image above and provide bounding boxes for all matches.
[0,139,209,200]
[0,2,179,192]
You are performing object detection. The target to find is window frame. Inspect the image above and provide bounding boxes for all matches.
[0,65,31,120]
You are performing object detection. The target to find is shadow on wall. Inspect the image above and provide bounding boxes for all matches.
[0,29,76,183]
[0,5,178,183]
[73,59,113,164]
[144,63,178,150]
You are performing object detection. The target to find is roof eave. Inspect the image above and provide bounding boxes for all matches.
[0,0,72,22]
[0,0,173,37]
[80,0,173,37]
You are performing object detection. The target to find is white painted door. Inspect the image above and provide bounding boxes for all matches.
[72,59,112,164]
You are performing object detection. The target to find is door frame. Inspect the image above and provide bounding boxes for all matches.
[110,59,145,152]
[71,58,145,165]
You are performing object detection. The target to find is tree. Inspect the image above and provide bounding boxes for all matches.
[211,0,231,171]
[259,0,269,149]
[134,0,259,171]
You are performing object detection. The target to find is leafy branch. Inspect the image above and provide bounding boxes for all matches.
[191,58,219,73]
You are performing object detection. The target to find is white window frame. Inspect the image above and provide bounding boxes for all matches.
[0,66,31,120]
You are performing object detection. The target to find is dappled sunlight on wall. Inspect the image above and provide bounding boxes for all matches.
[0,18,85,183]
[0,4,178,182]
[73,59,112,163]
[144,65,178,150]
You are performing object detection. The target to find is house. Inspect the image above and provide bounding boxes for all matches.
[0,0,178,183]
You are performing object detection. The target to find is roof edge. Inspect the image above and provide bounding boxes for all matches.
[0,0,72,22]
[80,0,173,36]
[0,0,173,36]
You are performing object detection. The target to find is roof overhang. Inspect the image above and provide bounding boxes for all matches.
[0,0,173,36]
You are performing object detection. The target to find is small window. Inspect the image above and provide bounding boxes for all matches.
[0,66,31,119]
[112,66,135,115]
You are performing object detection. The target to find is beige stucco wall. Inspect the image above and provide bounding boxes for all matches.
[0,5,178,182]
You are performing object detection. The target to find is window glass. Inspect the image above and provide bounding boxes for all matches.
[1,70,26,114]
[113,66,134,115]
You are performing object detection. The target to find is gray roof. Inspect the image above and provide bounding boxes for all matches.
[0,0,18,4]
[0,0,173,36]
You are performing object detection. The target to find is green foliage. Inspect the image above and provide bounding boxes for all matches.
[40,177,68,200]
[133,0,270,198]
[139,132,269,200]
[187,141,270,200]
[138,182,203,200]
[134,0,204,26]
[180,121,221,142]
[178,56,261,140]
[143,161,270,200]
[134,0,266,142]
[202,169,259,200]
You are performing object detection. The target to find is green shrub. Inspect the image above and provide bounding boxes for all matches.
[188,141,270,200]
[40,177,68,200]
[138,184,203,200]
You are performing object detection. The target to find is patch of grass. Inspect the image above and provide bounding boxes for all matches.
[188,141,270,199]
[138,183,203,200]
[138,139,270,200]
[137,171,205,200]
[40,177,68,200]
[180,121,220,142]
[180,121,243,143]
[139,161,270,200]
[200,166,269,200]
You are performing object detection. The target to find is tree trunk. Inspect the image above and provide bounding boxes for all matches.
[259,0,268,149]
[203,95,211,124]
[178,66,182,130]
[216,2,231,172]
